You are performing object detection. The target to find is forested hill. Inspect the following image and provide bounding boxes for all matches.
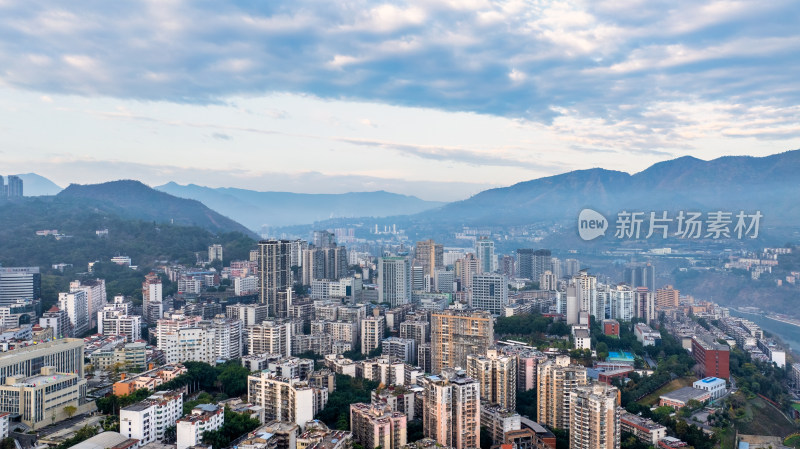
[58,180,256,237]
[0,195,255,269]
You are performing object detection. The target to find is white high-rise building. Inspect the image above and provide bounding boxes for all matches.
[98,305,142,342]
[247,370,327,430]
[608,285,635,321]
[234,276,259,296]
[475,238,496,273]
[70,279,106,330]
[470,273,508,315]
[226,303,269,326]
[58,290,89,336]
[212,316,244,360]
[163,327,216,365]
[156,314,203,349]
[379,257,412,307]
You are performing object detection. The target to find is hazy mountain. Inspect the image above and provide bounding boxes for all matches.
[155,182,445,231]
[413,150,800,229]
[58,180,256,237]
[12,173,63,196]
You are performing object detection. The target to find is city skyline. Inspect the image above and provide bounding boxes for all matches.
[1,1,799,201]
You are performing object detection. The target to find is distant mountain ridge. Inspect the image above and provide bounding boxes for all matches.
[58,180,255,236]
[411,150,800,229]
[7,173,63,196]
[155,182,445,231]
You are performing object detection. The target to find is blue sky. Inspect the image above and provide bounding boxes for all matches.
[1,0,799,201]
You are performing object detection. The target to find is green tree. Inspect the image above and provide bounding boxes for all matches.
[63,405,77,419]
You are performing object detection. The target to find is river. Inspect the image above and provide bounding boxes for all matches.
[730,309,800,357]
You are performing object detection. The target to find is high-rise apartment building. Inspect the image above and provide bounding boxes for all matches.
[382,337,417,364]
[257,240,292,317]
[475,238,496,273]
[421,370,480,449]
[634,287,656,324]
[457,253,480,290]
[226,303,269,326]
[379,257,412,307]
[302,246,348,284]
[350,403,408,449]
[537,356,588,430]
[249,320,292,357]
[656,285,680,309]
[5,176,22,197]
[415,239,444,280]
[162,327,216,364]
[470,273,508,315]
[70,278,106,329]
[539,270,557,291]
[208,244,223,262]
[313,230,336,248]
[142,272,163,323]
[361,315,386,355]
[564,259,580,277]
[98,304,141,342]
[430,310,494,373]
[517,249,551,282]
[569,383,620,449]
[39,305,73,338]
[624,263,655,291]
[466,349,517,410]
[59,290,89,336]
[434,269,455,293]
[500,256,516,280]
[247,370,327,429]
[400,320,429,347]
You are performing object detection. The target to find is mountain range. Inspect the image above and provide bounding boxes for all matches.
[416,150,800,230]
[154,182,444,231]
[9,149,800,243]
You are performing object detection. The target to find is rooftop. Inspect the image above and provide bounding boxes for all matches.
[660,386,710,403]
[620,412,666,431]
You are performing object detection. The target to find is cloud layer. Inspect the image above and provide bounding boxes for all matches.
[1,0,798,136]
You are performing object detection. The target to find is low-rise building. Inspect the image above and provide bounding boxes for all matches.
[620,412,667,446]
[121,390,184,446]
[113,364,187,396]
[177,404,224,449]
[0,366,88,429]
[658,387,711,409]
[692,377,726,400]
[634,323,661,346]
[297,421,353,449]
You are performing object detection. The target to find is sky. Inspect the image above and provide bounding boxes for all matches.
[1,0,799,201]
